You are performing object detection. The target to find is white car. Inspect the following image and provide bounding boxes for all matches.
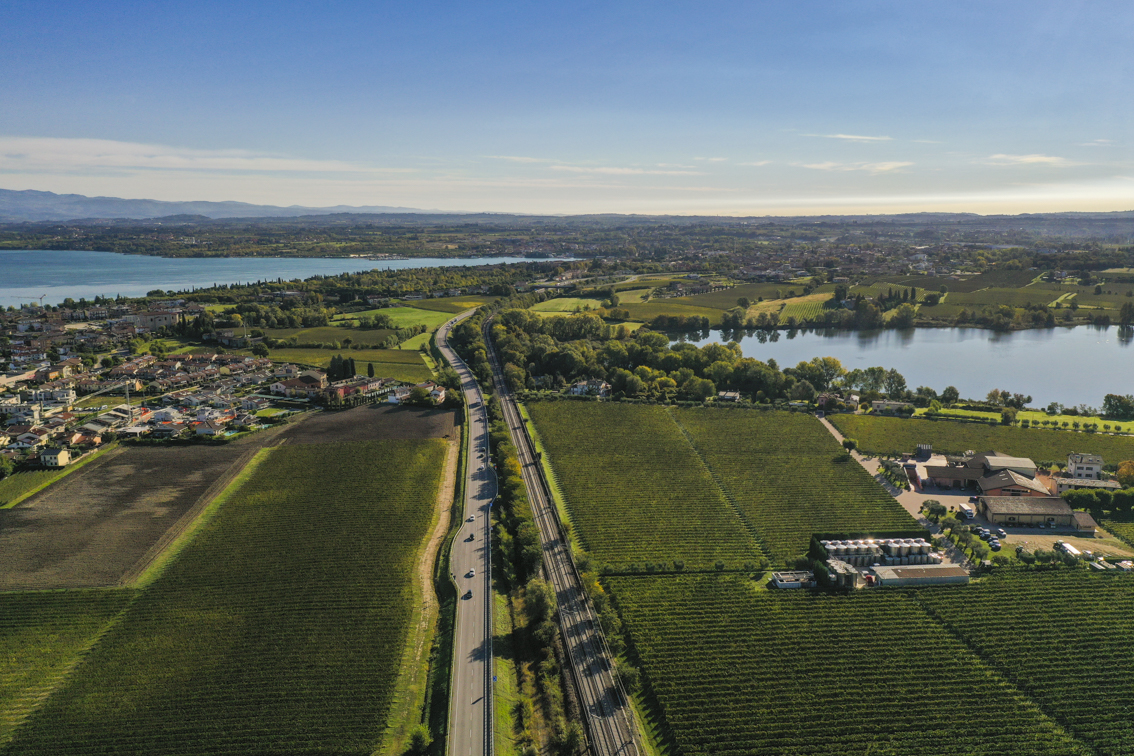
[468,568,476,578]
[467,515,475,522]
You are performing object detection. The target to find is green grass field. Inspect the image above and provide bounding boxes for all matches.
[0,590,134,748]
[673,410,917,560]
[675,283,788,310]
[402,295,497,313]
[620,301,723,326]
[334,306,453,330]
[525,402,761,570]
[3,438,447,756]
[607,574,1084,756]
[830,414,1134,464]
[528,297,606,314]
[261,347,431,382]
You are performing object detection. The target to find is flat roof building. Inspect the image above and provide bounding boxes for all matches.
[871,563,969,587]
[979,496,1075,527]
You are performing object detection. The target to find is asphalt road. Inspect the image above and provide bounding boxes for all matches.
[436,311,496,756]
[483,315,641,756]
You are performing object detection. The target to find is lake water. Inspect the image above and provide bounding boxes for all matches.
[0,249,559,309]
[679,326,1134,408]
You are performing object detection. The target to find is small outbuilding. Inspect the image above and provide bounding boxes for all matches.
[770,571,815,589]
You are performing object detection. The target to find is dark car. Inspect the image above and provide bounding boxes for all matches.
[990,541,1002,551]
[463,589,473,599]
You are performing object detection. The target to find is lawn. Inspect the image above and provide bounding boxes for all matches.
[830,413,1134,465]
[260,347,432,382]
[3,438,448,756]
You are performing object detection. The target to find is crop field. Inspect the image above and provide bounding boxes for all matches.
[261,347,431,382]
[0,446,252,590]
[673,410,917,560]
[0,469,76,509]
[870,269,1041,293]
[620,301,723,325]
[334,305,452,329]
[0,590,133,748]
[917,571,1134,755]
[526,404,918,568]
[830,414,1134,463]
[778,294,839,322]
[3,438,447,756]
[944,287,1063,309]
[265,325,397,347]
[849,283,928,303]
[405,295,497,313]
[607,574,1083,756]
[525,402,761,570]
[280,403,457,444]
[528,297,606,314]
[1102,518,1134,549]
[678,283,788,310]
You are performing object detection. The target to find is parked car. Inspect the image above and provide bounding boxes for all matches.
[990,541,1001,551]
[997,528,1007,539]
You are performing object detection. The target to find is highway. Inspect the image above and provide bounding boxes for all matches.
[482,315,641,756]
[436,311,496,756]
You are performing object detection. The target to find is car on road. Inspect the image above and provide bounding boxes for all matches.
[467,568,476,578]
[467,515,475,522]
[467,532,475,541]
[463,589,472,599]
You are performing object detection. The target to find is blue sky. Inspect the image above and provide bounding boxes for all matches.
[1,1,1131,214]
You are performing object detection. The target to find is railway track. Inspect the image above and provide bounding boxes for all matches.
[482,315,641,756]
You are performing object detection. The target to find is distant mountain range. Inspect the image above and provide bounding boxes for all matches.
[0,189,436,222]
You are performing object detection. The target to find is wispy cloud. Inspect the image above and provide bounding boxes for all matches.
[1078,139,1113,148]
[0,136,401,174]
[984,153,1075,166]
[485,155,554,163]
[800,161,913,174]
[549,165,703,176]
[805,133,893,142]
[739,160,772,167]
[693,157,728,162]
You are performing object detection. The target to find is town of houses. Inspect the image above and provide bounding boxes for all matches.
[0,300,441,471]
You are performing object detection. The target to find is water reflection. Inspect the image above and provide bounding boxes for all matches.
[675,325,1134,406]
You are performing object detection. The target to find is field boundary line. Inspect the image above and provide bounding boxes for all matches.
[380,436,459,756]
[664,408,772,561]
[122,445,271,588]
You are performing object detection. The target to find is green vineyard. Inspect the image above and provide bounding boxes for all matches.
[0,590,133,747]
[830,414,1134,462]
[672,409,917,560]
[525,402,762,570]
[3,439,446,756]
[917,571,1134,755]
[527,403,918,567]
[607,574,1085,756]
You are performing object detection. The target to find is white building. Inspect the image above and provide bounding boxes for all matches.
[1067,453,1104,479]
